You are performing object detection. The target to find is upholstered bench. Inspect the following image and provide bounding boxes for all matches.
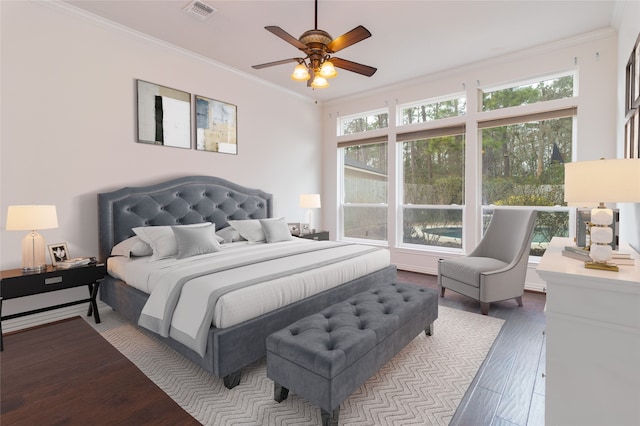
[266,282,438,426]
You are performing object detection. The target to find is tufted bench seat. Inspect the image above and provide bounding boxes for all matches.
[266,282,438,426]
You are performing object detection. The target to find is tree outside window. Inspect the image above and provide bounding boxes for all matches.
[481,76,574,255]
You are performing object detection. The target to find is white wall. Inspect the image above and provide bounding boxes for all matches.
[0,2,321,319]
[321,29,619,284]
[616,1,640,252]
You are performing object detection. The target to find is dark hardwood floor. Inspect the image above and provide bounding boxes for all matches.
[0,317,200,426]
[2,271,545,426]
[397,270,546,426]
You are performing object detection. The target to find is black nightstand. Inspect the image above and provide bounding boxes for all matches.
[0,262,106,350]
[297,231,329,241]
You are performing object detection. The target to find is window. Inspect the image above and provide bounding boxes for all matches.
[482,74,575,111]
[399,126,465,249]
[339,109,388,136]
[399,95,466,125]
[480,111,574,255]
[340,140,388,242]
[335,71,577,259]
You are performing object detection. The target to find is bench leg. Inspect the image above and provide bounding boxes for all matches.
[274,383,289,402]
[223,370,242,389]
[480,302,490,316]
[321,408,339,426]
[425,322,434,336]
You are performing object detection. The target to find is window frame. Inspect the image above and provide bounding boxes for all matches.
[337,108,389,136]
[338,138,389,244]
[396,125,467,252]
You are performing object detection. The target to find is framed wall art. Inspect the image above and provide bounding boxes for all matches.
[136,80,191,149]
[624,33,640,159]
[195,95,237,154]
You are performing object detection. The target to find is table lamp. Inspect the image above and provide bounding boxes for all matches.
[6,205,58,272]
[299,194,321,233]
[564,158,640,271]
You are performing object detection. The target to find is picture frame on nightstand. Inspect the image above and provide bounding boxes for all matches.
[288,223,300,236]
[300,223,311,234]
[48,242,70,266]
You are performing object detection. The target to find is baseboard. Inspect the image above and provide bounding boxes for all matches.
[2,301,109,334]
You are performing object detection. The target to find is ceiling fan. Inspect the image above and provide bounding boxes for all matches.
[251,0,377,89]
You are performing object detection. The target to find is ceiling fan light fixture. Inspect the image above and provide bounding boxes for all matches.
[291,63,311,81]
[319,60,337,78]
[311,75,329,89]
[253,0,376,91]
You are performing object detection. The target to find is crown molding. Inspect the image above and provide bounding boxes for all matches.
[37,0,313,103]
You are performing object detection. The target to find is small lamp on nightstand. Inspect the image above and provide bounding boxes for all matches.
[564,158,640,271]
[6,205,58,272]
[299,194,321,233]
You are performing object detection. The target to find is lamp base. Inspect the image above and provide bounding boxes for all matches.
[584,261,619,272]
[21,230,47,272]
[22,264,47,273]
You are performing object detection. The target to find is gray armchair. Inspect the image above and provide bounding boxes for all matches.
[438,209,537,315]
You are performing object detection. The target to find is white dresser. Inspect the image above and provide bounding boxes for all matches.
[537,237,640,426]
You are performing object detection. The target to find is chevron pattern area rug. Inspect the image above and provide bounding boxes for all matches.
[89,305,504,425]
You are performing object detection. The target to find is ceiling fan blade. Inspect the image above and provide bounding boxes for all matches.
[252,58,301,69]
[327,25,372,53]
[331,57,377,77]
[265,26,307,50]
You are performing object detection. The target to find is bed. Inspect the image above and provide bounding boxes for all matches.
[98,175,396,388]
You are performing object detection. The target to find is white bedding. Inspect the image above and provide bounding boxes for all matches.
[107,239,390,355]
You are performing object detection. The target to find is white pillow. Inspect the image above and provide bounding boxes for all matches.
[228,219,266,243]
[172,223,221,259]
[110,236,153,258]
[133,223,211,261]
[260,217,293,243]
[216,226,245,243]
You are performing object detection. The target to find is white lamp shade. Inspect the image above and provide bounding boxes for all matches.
[299,194,321,209]
[6,205,58,230]
[6,205,58,272]
[564,159,640,206]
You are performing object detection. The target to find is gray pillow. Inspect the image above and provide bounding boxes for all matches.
[228,219,266,242]
[133,223,211,261]
[172,223,222,259]
[216,226,245,243]
[260,217,293,243]
[110,236,153,258]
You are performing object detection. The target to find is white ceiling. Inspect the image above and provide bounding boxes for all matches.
[64,0,619,103]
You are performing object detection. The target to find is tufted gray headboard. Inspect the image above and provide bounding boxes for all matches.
[98,175,273,261]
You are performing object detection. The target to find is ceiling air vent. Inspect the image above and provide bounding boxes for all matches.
[183,1,217,20]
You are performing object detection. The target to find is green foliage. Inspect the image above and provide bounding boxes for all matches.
[342,113,388,135]
[483,75,573,111]
[495,195,551,206]
[402,97,466,124]
[344,142,388,173]
[402,135,465,205]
